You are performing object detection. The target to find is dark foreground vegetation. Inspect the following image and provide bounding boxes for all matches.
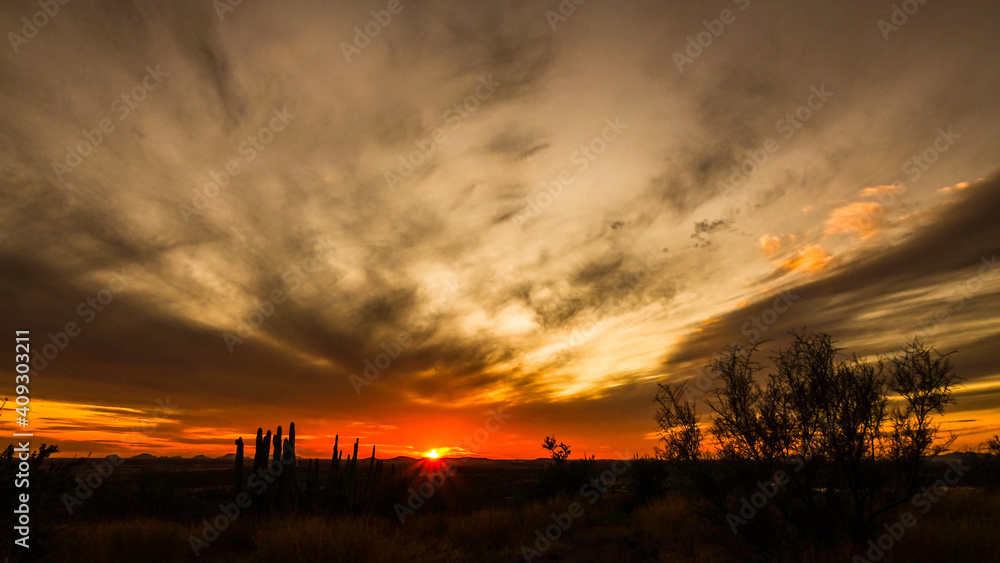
[2,332,999,562]
[2,455,999,562]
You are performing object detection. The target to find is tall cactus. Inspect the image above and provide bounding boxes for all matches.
[253,429,262,469]
[330,435,340,482]
[347,438,360,508]
[234,425,384,515]
[263,430,272,462]
[252,428,263,472]
[364,444,382,512]
[234,437,244,494]
[327,435,342,511]
[254,428,272,473]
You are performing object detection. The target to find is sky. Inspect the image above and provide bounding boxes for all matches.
[1,0,998,460]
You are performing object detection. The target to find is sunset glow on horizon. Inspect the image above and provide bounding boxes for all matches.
[1,0,998,463]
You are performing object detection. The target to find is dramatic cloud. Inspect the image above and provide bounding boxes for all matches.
[0,0,997,457]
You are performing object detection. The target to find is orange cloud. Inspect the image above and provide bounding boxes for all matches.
[938,181,970,194]
[11,399,184,455]
[825,202,885,238]
[759,235,782,254]
[857,184,903,197]
[758,234,797,254]
[781,244,832,272]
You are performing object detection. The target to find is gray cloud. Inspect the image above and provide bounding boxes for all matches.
[0,0,998,456]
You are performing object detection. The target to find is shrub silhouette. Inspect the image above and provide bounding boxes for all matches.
[535,436,596,497]
[542,435,571,461]
[1,443,81,558]
[654,331,962,550]
[980,434,1000,486]
[624,455,670,504]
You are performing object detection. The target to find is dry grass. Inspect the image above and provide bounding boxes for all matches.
[441,506,523,549]
[767,488,1000,563]
[858,488,1000,563]
[38,488,1000,562]
[250,515,459,563]
[630,495,748,562]
[51,518,189,563]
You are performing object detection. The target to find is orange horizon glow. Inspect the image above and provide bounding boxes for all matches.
[4,396,997,460]
[1,3,999,529]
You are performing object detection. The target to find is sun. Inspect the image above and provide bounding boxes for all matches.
[426,449,439,459]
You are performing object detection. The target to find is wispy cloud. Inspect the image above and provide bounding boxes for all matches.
[1,0,998,456]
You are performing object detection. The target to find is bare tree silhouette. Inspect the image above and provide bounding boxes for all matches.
[542,435,572,461]
[654,331,962,548]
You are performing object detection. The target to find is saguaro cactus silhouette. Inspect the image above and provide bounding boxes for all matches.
[234,437,244,494]
[234,425,386,514]
[252,428,271,473]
